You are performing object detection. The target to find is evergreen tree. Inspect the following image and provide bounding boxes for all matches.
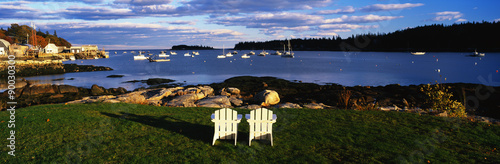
[54,30,57,37]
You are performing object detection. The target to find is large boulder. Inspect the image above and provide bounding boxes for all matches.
[25,84,56,95]
[219,87,241,97]
[90,84,107,95]
[255,90,280,106]
[198,86,214,97]
[143,88,172,101]
[229,97,243,106]
[196,96,232,108]
[58,85,79,93]
[166,93,199,107]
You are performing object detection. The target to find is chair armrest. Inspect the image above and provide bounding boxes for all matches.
[270,114,277,123]
[245,114,250,120]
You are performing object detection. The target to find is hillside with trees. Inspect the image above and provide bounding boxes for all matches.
[234,21,500,52]
[171,45,214,50]
[0,24,71,48]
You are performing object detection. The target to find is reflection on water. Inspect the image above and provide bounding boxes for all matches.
[4,50,499,91]
[0,74,66,91]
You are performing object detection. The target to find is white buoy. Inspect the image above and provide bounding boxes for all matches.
[437,69,441,73]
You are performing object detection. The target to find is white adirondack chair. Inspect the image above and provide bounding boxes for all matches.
[211,108,242,145]
[245,108,277,146]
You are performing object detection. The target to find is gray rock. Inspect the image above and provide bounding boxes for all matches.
[229,97,243,106]
[58,85,79,93]
[25,84,56,95]
[144,88,172,101]
[196,96,231,108]
[167,93,199,107]
[91,84,106,95]
[303,103,324,109]
[198,86,214,97]
[238,104,261,110]
[276,102,302,109]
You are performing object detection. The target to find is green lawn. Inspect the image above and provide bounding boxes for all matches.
[1,103,499,163]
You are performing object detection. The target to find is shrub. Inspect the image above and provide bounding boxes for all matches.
[339,88,352,109]
[353,97,379,111]
[420,83,467,117]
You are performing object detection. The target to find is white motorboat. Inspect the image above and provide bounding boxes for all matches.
[411,52,426,55]
[192,51,199,55]
[232,51,238,54]
[69,56,76,61]
[170,51,177,55]
[159,51,170,58]
[249,51,255,55]
[133,52,148,60]
[241,54,250,58]
[184,53,191,56]
[226,52,233,57]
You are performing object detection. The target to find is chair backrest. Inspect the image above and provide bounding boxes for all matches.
[212,108,241,140]
[213,108,239,122]
[247,108,276,140]
[249,108,274,122]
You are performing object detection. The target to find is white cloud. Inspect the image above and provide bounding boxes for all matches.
[324,14,403,23]
[495,18,500,22]
[315,6,355,15]
[157,20,197,25]
[361,3,424,12]
[319,24,379,29]
[455,19,467,22]
[429,11,463,21]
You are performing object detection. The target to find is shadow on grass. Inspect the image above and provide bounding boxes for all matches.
[101,112,213,144]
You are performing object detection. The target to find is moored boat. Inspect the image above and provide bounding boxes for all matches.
[411,52,426,55]
[159,51,170,58]
[170,51,177,55]
[471,49,485,57]
[241,54,250,58]
[133,52,148,60]
[281,39,294,58]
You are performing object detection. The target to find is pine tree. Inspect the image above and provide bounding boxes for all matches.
[54,30,57,37]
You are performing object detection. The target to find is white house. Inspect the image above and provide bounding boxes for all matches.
[0,39,10,56]
[44,43,59,54]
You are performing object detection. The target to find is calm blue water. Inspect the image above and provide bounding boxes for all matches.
[22,50,500,90]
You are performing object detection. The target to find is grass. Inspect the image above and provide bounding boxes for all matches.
[1,103,499,163]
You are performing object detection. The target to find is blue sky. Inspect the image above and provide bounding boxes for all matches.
[1,0,499,50]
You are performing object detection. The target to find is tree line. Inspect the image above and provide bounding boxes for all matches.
[171,45,214,50]
[234,21,500,52]
[0,24,72,48]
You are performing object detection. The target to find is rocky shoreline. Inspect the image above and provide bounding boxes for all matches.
[0,60,112,77]
[1,76,499,123]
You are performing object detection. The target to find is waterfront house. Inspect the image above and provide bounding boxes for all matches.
[82,45,98,52]
[0,39,10,56]
[8,44,29,57]
[44,43,59,54]
[69,47,83,53]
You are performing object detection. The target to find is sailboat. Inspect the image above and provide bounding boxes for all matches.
[282,39,294,58]
[217,45,227,58]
